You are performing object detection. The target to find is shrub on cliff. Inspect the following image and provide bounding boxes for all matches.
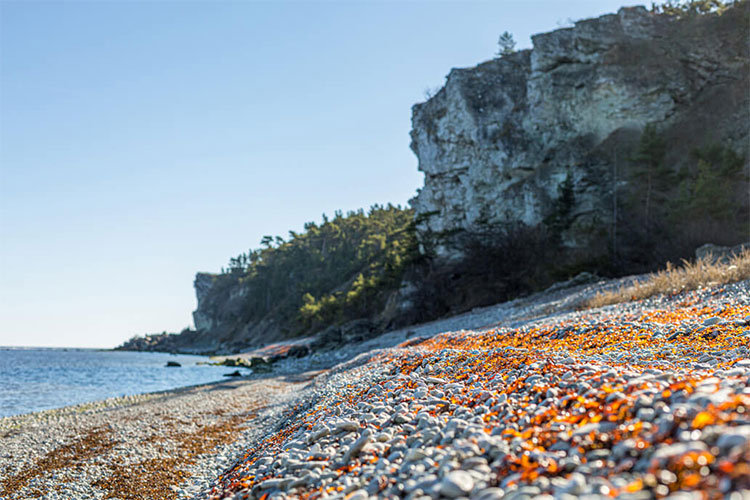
[611,124,748,273]
[651,0,742,17]
[629,124,673,236]
[672,144,746,223]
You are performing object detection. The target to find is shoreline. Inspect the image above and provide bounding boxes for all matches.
[0,349,243,420]
[0,371,320,500]
[0,374,250,431]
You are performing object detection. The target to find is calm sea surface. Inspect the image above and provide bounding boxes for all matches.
[0,348,242,417]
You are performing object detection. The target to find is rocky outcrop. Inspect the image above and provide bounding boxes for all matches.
[115,329,213,354]
[116,272,273,354]
[120,5,749,355]
[411,5,749,260]
[192,272,217,332]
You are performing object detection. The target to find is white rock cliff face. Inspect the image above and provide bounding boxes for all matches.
[192,272,216,332]
[179,6,748,349]
[410,6,749,260]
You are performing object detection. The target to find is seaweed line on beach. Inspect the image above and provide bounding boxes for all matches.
[1,426,117,496]
[93,410,259,500]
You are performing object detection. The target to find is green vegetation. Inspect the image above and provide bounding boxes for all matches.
[544,171,576,242]
[217,204,417,336]
[496,31,516,57]
[631,129,747,226]
[408,224,559,323]
[611,124,747,271]
[651,0,743,16]
[673,145,746,223]
[629,124,672,234]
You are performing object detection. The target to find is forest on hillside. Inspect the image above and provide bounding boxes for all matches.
[209,204,418,337]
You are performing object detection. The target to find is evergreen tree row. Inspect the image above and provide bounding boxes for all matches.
[215,204,418,336]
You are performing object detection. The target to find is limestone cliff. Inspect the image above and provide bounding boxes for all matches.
[182,272,282,353]
[120,4,749,354]
[411,5,749,261]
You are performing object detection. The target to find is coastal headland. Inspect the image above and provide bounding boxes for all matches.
[3,4,748,499]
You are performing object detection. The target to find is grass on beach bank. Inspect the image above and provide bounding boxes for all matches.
[586,248,750,309]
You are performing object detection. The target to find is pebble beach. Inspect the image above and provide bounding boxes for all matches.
[203,280,750,500]
[2,280,749,500]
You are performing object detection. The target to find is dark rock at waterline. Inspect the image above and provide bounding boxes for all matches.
[223,370,242,377]
[219,357,244,367]
[218,356,273,369]
[284,344,311,359]
[251,363,272,373]
[165,361,181,367]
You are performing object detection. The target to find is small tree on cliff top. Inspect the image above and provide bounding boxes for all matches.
[496,31,516,57]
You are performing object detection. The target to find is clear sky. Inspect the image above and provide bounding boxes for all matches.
[1,0,633,348]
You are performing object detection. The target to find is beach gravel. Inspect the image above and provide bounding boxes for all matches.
[199,280,750,500]
[0,374,309,499]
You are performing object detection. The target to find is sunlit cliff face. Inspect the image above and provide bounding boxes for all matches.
[410,6,749,261]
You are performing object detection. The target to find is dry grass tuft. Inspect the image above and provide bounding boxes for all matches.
[586,249,750,309]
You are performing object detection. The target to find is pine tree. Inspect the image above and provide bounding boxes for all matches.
[497,32,516,57]
[673,144,745,222]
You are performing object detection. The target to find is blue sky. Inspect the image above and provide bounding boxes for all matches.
[1,0,632,348]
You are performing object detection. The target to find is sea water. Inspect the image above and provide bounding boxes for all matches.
[0,347,242,417]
